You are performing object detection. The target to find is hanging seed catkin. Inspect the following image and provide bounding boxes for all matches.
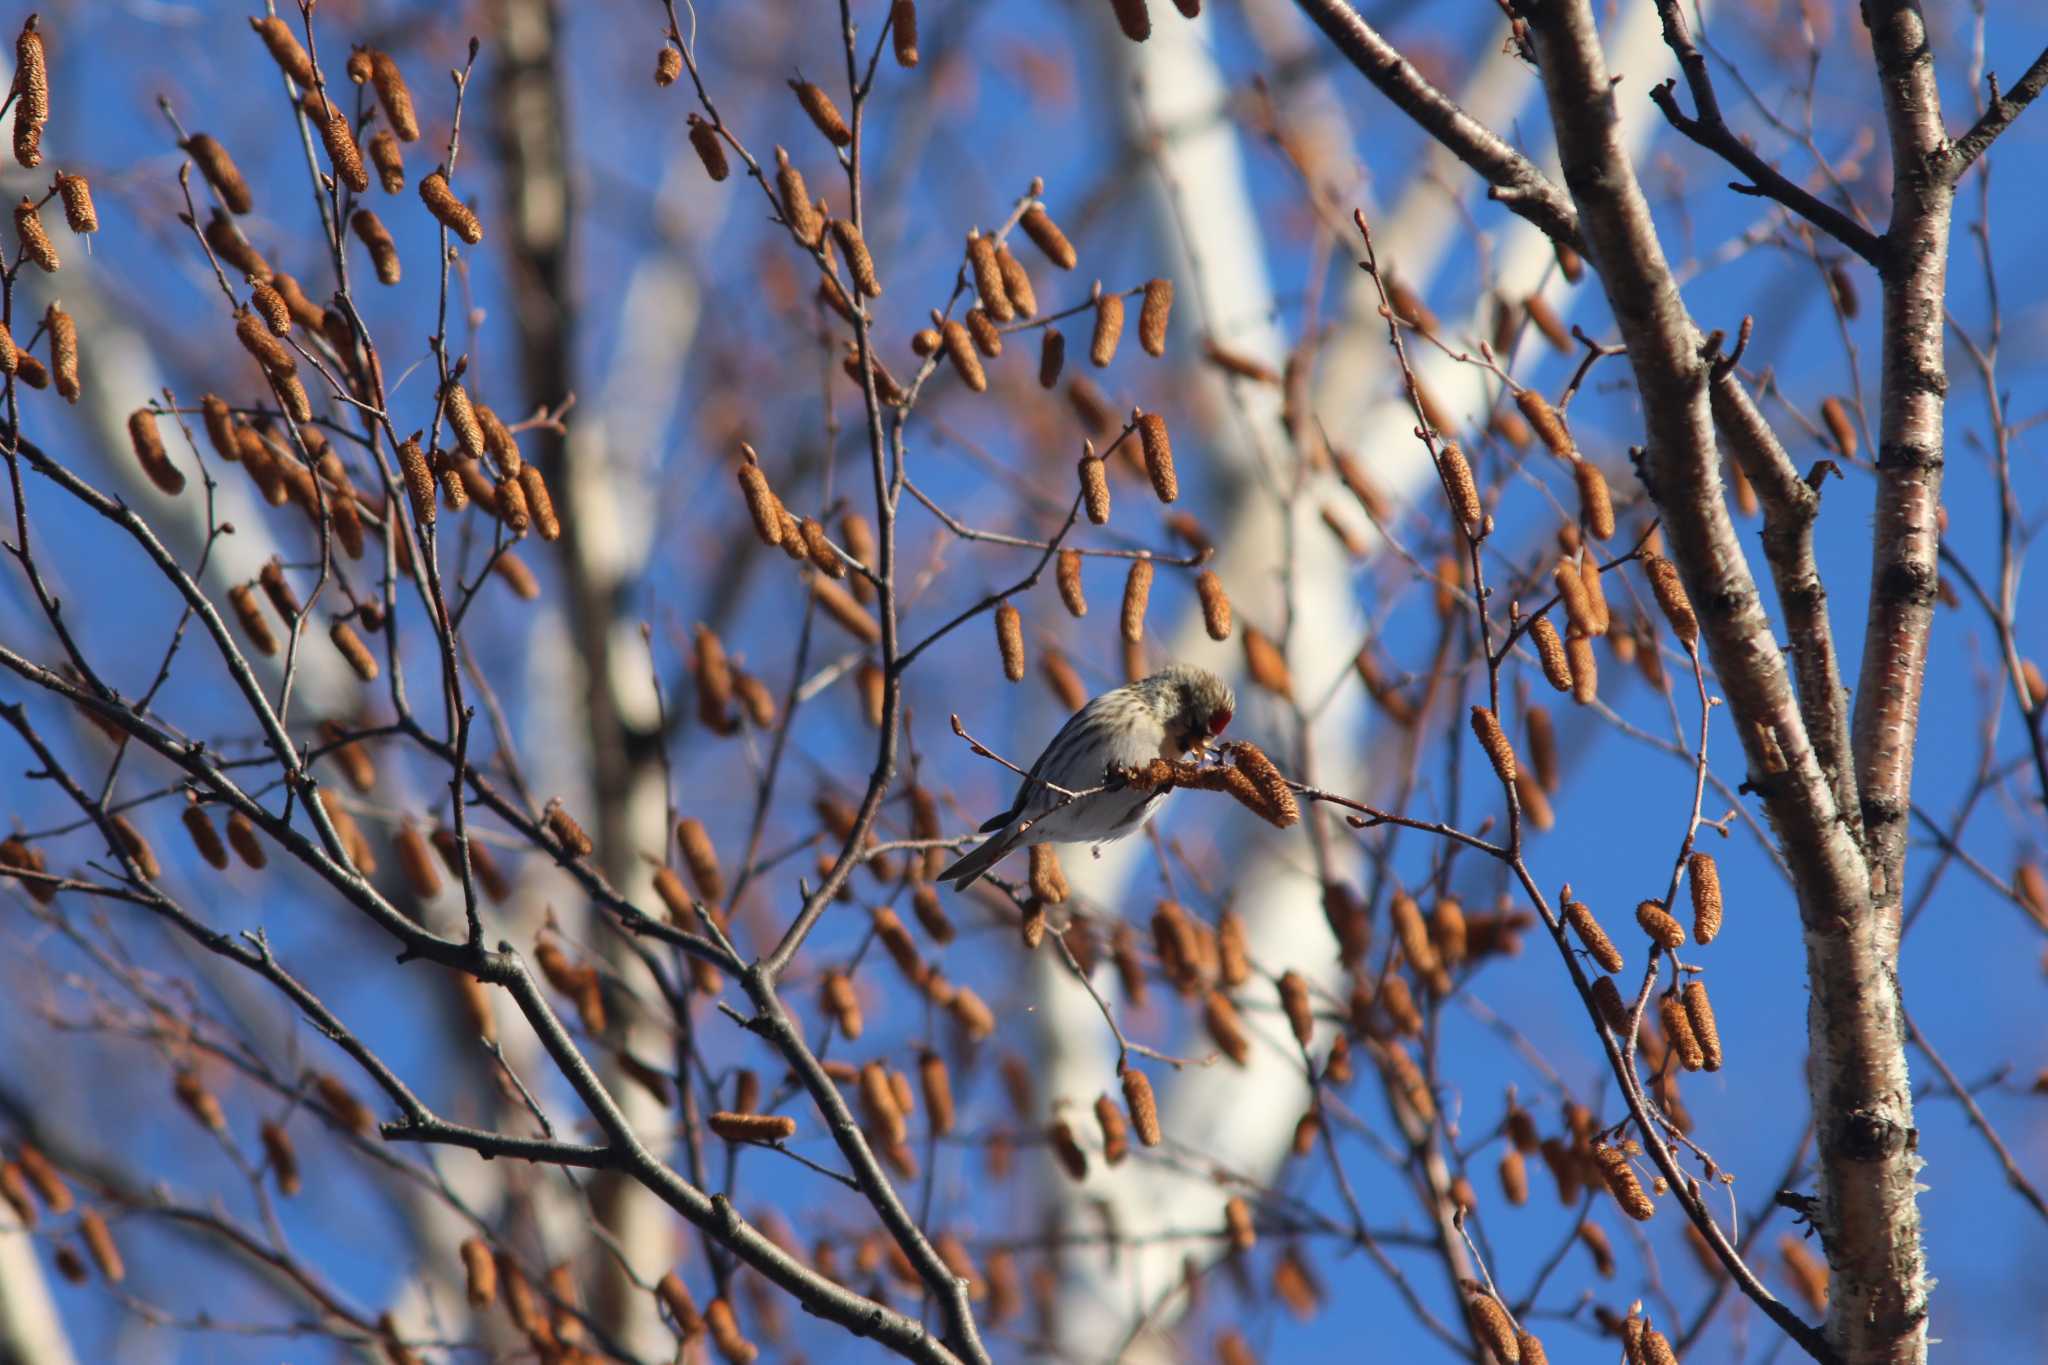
[1138,277,1173,355]
[183,134,253,215]
[964,306,1002,358]
[1020,202,1076,269]
[399,437,435,528]
[1470,706,1516,786]
[1636,900,1685,952]
[41,304,76,401]
[304,96,368,192]
[1197,571,1232,640]
[1137,411,1177,501]
[0,320,13,375]
[1080,450,1110,523]
[1466,1296,1519,1364]
[735,458,784,548]
[831,217,881,298]
[1573,459,1615,539]
[250,15,315,86]
[940,318,985,391]
[1054,548,1087,617]
[773,147,820,244]
[1120,557,1153,643]
[1530,616,1573,694]
[684,115,730,183]
[1244,625,1293,699]
[1821,396,1856,458]
[55,173,97,234]
[331,621,379,680]
[1683,980,1722,1070]
[995,244,1036,317]
[994,601,1026,681]
[1514,388,1575,460]
[1091,291,1124,366]
[1592,1143,1655,1220]
[1037,327,1066,388]
[13,19,47,168]
[351,210,400,284]
[1643,553,1698,645]
[1577,556,1610,636]
[1563,896,1624,973]
[1661,993,1706,1070]
[127,409,185,496]
[365,51,419,141]
[966,230,1013,321]
[1687,852,1723,944]
[420,171,484,244]
[1566,632,1597,704]
[1438,442,1482,533]
[789,78,852,146]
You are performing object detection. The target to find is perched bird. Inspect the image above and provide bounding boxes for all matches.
[939,663,1236,891]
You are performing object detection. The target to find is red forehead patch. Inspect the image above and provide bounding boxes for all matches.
[1207,708,1233,736]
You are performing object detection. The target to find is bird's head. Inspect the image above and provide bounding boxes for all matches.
[1144,664,1236,756]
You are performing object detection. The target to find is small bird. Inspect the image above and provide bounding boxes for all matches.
[939,663,1236,891]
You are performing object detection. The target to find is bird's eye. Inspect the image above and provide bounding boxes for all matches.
[1207,708,1233,736]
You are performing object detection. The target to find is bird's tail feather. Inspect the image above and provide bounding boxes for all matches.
[938,828,1021,891]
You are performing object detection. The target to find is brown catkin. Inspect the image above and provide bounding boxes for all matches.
[1223,1195,1256,1252]
[995,602,1026,681]
[1091,291,1124,366]
[368,51,419,141]
[77,1208,123,1283]
[1514,388,1575,461]
[1567,632,1597,705]
[1821,396,1857,458]
[1138,277,1173,355]
[1466,1296,1520,1364]
[248,278,292,337]
[1470,706,1516,786]
[1116,1065,1162,1146]
[773,147,819,243]
[1055,549,1087,617]
[1563,898,1624,973]
[351,210,400,284]
[399,437,435,527]
[174,1071,226,1132]
[707,1112,796,1143]
[184,135,253,215]
[1531,703,1556,802]
[13,21,47,169]
[1661,992,1706,1070]
[788,78,851,147]
[45,304,77,401]
[1277,970,1315,1046]
[735,459,783,548]
[1636,900,1685,952]
[1524,620,1572,699]
[1080,452,1110,523]
[1037,327,1067,388]
[966,230,1013,321]
[225,810,266,870]
[1121,557,1153,643]
[0,320,13,375]
[686,115,729,183]
[250,16,315,85]
[305,96,368,192]
[1689,852,1723,944]
[229,583,279,655]
[1643,552,1698,645]
[1196,571,1232,640]
[330,620,378,680]
[1094,1093,1130,1165]
[1683,979,1722,1069]
[1592,1143,1655,1220]
[995,244,1036,317]
[939,318,985,391]
[127,408,185,496]
[55,173,97,234]
[1020,202,1076,269]
[1244,625,1293,700]
[1137,411,1178,502]
[1573,459,1615,539]
[1438,443,1482,533]
[395,822,442,900]
[677,817,723,904]
[182,801,229,870]
[420,171,484,244]
[964,306,1002,358]
[831,217,881,298]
